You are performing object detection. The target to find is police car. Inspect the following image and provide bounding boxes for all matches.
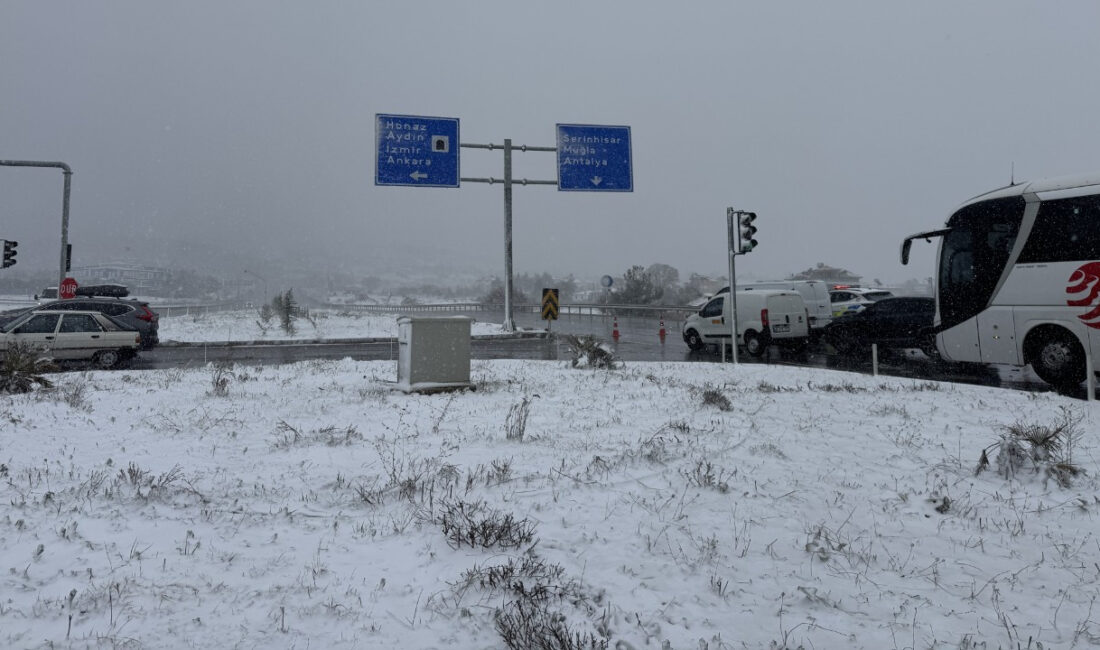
[829,286,894,318]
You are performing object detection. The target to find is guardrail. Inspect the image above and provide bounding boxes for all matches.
[330,302,698,318]
[152,301,249,318]
[154,301,699,321]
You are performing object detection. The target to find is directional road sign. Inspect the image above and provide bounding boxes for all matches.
[375,114,460,188]
[556,124,632,192]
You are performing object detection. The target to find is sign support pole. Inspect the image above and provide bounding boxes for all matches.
[461,142,556,332]
[502,139,515,331]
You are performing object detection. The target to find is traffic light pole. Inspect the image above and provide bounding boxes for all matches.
[0,160,73,290]
[726,208,740,364]
[460,140,556,332]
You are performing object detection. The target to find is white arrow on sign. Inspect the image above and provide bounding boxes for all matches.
[590,176,602,186]
[410,171,428,181]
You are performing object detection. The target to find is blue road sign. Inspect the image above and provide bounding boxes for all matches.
[375,114,460,187]
[556,124,633,192]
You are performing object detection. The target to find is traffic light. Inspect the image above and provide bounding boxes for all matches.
[1,240,17,268]
[738,212,758,253]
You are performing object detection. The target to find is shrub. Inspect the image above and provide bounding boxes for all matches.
[495,600,608,650]
[505,397,535,441]
[257,303,274,335]
[456,556,581,605]
[976,409,1085,487]
[561,335,620,370]
[681,459,733,493]
[439,499,536,550]
[0,342,56,393]
[209,362,235,397]
[700,386,732,411]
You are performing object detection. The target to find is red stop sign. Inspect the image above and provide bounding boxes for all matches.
[59,277,78,300]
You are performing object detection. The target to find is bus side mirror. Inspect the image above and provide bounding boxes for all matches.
[901,228,950,265]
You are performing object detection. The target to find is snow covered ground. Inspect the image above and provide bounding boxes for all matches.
[158,308,505,343]
[1,299,505,343]
[2,356,1099,648]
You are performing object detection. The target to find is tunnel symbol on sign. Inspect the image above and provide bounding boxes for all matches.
[432,136,449,152]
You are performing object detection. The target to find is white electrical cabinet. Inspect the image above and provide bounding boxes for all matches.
[396,316,474,393]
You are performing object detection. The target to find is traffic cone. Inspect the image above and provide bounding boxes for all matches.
[612,316,620,341]
[658,316,666,341]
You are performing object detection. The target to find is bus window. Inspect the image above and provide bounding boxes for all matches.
[939,196,1024,329]
[1017,195,1100,263]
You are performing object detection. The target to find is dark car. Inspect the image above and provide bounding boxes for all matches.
[0,296,159,349]
[821,296,938,359]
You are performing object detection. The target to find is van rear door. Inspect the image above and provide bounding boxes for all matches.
[765,293,809,339]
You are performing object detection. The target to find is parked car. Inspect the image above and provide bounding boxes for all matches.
[683,290,810,356]
[829,287,895,318]
[0,296,159,349]
[0,310,142,369]
[821,296,938,359]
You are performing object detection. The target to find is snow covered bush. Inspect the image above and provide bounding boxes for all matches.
[976,408,1085,486]
[0,342,55,393]
[561,334,620,370]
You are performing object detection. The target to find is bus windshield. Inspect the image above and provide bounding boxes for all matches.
[938,196,1025,329]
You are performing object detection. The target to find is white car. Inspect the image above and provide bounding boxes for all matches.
[0,310,142,369]
[829,287,894,319]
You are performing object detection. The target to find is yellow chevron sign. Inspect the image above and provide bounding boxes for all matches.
[541,288,559,320]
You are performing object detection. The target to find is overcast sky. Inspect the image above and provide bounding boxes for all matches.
[3,1,1099,286]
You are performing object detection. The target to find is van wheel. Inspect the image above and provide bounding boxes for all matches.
[744,331,767,357]
[93,350,122,370]
[1029,329,1085,389]
[684,329,705,351]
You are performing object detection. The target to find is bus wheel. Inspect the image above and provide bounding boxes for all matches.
[1030,329,1086,388]
[744,331,767,357]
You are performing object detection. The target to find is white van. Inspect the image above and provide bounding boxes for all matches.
[714,280,832,334]
[682,290,809,356]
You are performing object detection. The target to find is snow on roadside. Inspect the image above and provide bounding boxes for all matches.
[159,308,505,342]
[2,359,1098,648]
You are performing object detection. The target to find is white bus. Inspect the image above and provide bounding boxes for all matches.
[902,171,1100,389]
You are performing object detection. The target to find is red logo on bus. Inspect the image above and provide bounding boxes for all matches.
[1066,262,1100,329]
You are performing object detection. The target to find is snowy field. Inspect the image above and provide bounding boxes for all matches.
[158,308,505,343]
[2,358,1099,649]
[0,299,507,342]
